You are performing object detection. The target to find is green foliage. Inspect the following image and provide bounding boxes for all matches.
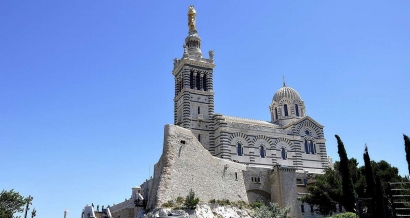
[176,196,184,204]
[251,201,263,209]
[335,135,356,212]
[404,134,410,175]
[231,200,249,209]
[332,212,357,218]
[304,154,402,215]
[302,167,341,215]
[209,199,216,204]
[254,202,290,218]
[216,199,230,206]
[0,189,33,218]
[162,200,174,208]
[184,189,199,210]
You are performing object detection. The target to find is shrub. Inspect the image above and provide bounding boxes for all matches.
[332,212,357,218]
[251,201,263,209]
[216,199,231,206]
[232,200,249,209]
[254,202,290,218]
[209,199,216,204]
[176,196,184,204]
[184,189,199,210]
[162,200,174,208]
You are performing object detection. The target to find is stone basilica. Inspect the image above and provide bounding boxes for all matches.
[103,6,332,218]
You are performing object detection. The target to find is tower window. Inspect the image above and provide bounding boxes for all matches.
[301,205,305,213]
[310,141,315,154]
[275,107,278,120]
[295,104,299,116]
[196,73,200,90]
[189,72,194,89]
[281,148,287,160]
[305,140,309,154]
[284,104,288,117]
[198,106,200,114]
[198,134,201,142]
[237,143,243,156]
[259,145,266,158]
[235,172,238,180]
[203,74,207,91]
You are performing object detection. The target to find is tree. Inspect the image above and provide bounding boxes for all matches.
[363,145,376,198]
[302,167,342,215]
[0,189,33,218]
[335,135,356,212]
[404,134,410,175]
[184,189,199,210]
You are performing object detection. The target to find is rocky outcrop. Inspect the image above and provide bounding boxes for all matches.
[142,204,254,218]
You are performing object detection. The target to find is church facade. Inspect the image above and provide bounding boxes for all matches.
[173,6,329,176]
[106,6,332,218]
[163,6,330,216]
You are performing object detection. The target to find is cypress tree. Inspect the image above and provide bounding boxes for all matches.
[364,145,376,197]
[363,145,377,215]
[374,173,386,218]
[335,135,356,212]
[404,134,410,175]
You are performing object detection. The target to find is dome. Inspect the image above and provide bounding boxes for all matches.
[273,85,301,102]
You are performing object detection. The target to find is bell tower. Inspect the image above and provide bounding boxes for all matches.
[172,6,216,154]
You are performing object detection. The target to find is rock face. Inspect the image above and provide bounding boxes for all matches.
[147,125,249,209]
[142,204,254,218]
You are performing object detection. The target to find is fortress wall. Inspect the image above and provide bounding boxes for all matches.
[147,124,249,209]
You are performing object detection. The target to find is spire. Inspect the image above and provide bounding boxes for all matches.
[282,75,286,87]
[184,5,202,58]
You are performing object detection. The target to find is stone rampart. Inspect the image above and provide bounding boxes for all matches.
[147,124,249,209]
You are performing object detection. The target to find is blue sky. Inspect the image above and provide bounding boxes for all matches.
[1,1,409,217]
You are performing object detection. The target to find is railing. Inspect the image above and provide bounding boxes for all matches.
[388,182,410,217]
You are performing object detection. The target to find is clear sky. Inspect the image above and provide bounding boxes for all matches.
[1,1,409,217]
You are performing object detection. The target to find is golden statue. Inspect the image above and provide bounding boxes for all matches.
[188,5,196,31]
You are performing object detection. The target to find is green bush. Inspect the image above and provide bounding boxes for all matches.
[254,202,290,218]
[162,200,174,208]
[216,199,231,206]
[232,200,249,209]
[332,212,357,218]
[209,199,216,204]
[251,201,263,209]
[184,189,199,210]
[176,196,184,204]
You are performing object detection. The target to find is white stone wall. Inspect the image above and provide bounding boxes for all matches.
[146,124,249,209]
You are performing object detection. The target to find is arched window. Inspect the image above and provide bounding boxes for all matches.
[281,148,287,160]
[284,104,289,116]
[259,145,266,158]
[305,140,309,154]
[237,143,243,156]
[198,134,201,142]
[189,72,194,89]
[203,74,207,91]
[198,106,200,114]
[295,104,299,116]
[310,141,315,154]
[275,107,278,120]
[196,73,201,90]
